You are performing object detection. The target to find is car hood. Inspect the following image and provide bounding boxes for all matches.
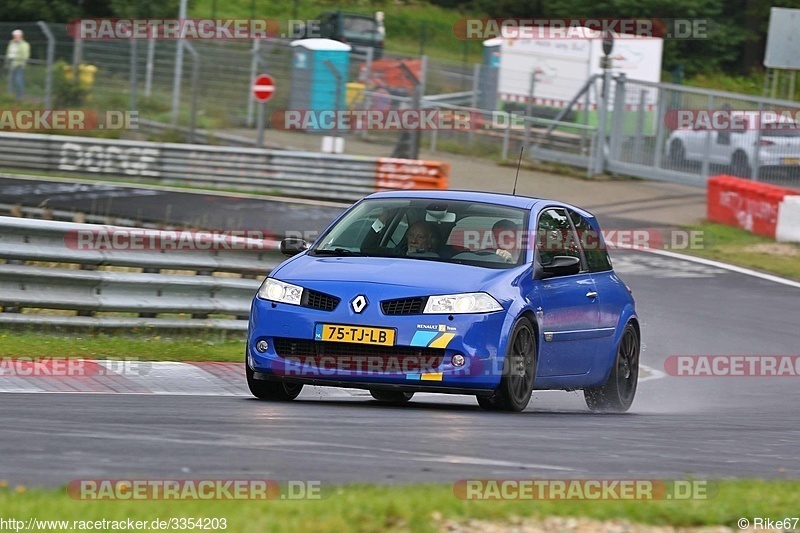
[272,254,518,293]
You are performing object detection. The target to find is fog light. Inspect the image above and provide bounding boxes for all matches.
[451,354,465,367]
[256,340,269,353]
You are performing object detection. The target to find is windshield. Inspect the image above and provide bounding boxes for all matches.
[342,15,377,40]
[310,198,528,269]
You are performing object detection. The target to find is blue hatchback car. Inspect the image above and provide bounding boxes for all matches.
[246,191,640,412]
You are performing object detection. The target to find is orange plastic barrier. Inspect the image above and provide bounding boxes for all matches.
[374,157,450,192]
[360,59,423,92]
[707,175,797,238]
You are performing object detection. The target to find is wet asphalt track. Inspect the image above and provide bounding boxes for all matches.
[0,175,346,235]
[0,174,674,234]
[1,248,798,487]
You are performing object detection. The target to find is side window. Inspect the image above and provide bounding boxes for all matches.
[568,209,612,272]
[536,208,583,267]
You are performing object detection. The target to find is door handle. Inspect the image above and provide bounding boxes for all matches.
[586,291,598,299]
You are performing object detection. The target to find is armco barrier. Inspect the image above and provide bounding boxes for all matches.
[0,131,449,202]
[0,216,285,330]
[708,175,800,242]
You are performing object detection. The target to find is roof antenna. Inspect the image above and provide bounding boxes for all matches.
[512,146,523,195]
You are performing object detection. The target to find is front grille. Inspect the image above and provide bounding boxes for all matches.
[273,338,444,373]
[381,297,427,315]
[302,289,340,312]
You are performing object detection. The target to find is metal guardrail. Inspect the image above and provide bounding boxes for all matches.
[0,132,449,202]
[0,216,285,330]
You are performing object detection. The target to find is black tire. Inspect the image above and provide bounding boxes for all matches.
[476,317,537,412]
[369,390,414,403]
[668,140,686,168]
[584,323,639,413]
[731,151,751,178]
[246,364,303,401]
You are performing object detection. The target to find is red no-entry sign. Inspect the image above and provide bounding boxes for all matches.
[252,74,276,103]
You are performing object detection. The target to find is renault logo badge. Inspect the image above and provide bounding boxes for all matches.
[351,295,368,313]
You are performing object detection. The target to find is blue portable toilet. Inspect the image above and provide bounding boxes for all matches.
[290,39,351,125]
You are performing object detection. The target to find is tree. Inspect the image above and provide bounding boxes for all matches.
[469,0,747,76]
[0,0,177,21]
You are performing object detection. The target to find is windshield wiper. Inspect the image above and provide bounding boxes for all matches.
[313,248,366,256]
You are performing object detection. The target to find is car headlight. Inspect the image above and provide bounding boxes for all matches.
[257,278,303,305]
[423,292,502,314]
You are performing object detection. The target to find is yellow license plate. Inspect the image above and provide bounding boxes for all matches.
[315,324,395,346]
[782,158,800,165]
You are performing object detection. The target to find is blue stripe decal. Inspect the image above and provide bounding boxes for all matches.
[406,374,421,380]
[410,331,438,347]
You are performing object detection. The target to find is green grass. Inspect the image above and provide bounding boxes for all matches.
[431,137,504,160]
[685,71,768,97]
[680,222,800,280]
[0,329,243,361]
[3,62,232,135]
[190,0,486,64]
[0,480,799,532]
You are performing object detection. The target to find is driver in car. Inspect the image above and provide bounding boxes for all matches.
[405,221,438,255]
[362,213,440,257]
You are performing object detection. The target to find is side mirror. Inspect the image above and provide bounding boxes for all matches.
[280,237,308,257]
[537,255,581,279]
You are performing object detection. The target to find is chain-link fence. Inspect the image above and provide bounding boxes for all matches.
[606,77,800,188]
[3,21,800,189]
[0,22,55,104]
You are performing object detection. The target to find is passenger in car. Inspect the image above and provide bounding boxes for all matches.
[492,219,521,263]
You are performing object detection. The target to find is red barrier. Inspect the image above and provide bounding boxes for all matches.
[707,175,797,238]
[374,157,450,192]
[360,59,422,92]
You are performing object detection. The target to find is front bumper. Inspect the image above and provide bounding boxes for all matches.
[247,294,510,391]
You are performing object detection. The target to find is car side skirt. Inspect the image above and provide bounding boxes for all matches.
[252,372,497,396]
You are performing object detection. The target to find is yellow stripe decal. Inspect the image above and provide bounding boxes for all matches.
[428,333,455,349]
[420,372,443,381]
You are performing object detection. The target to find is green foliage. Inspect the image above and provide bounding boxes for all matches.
[0,0,176,21]
[108,0,180,18]
[468,0,747,76]
[1,0,796,80]
[51,60,91,107]
[0,0,84,22]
